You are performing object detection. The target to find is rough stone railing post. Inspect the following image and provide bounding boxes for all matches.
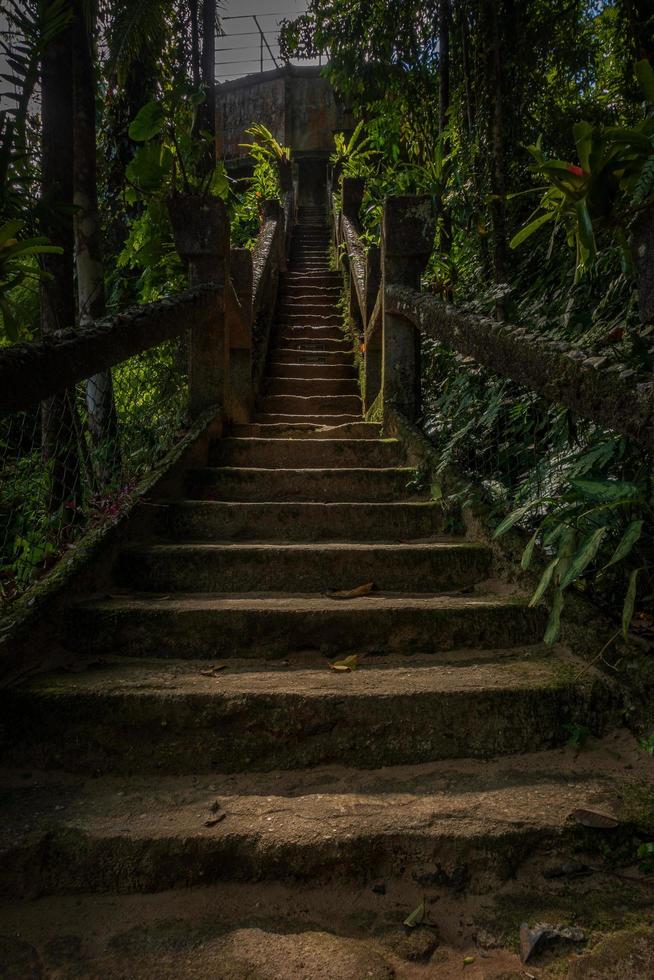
[167,196,229,417]
[381,196,435,422]
[227,247,254,422]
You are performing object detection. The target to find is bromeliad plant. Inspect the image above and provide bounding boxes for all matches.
[510,59,654,282]
[125,82,229,203]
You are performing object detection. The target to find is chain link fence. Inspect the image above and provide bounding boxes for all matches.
[1,335,187,602]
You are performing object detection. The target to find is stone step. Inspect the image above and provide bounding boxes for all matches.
[258,394,361,416]
[253,412,363,426]
[269,347,353,365]
[0,656,617,775]
[2,738,645,901]
[3,739,644,900]
[187,465,417,502]
[211,437,401,467]
[115,541,492,593]
[277,312,342,326]
[282,272,341,286]
[280,285,341,298]
[230,421,381,439]
[144,499,440,542]
[269,338,351,354]
[69,594,545,660]
[268,361,357,379]
[264,378,358,399]
[276,325,344,341]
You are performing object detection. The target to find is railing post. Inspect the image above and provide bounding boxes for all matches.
[168,196,229,417]
[227,247,254,422]
[381,196,435,422]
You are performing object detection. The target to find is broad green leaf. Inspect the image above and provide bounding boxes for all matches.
[521,529,539,570]
[128,100,165,142]
[636,59,654,104]
[493,499,542,537]
[559,526,607,590]
[529,557,558,606]
[544,589,564,645]
[622,568,640,638]
[0,219,22,245]
[510,210,555,249]
[575,198,596,256]
[570,478,641,503]
[573,121,593,173]
[606,520,643,569]
[126,143,173,194]
[208,162,230,200]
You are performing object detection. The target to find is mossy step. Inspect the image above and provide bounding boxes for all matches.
[115,541,491,593]
[153,498,440,540]
[210,438,403,468]
[68,594,545,660]
[258,394,362,416]
[276,325,345,341]
[264,379,360,399]
[253,412,362,426]
[267,362,357,380]
[267,337,351,353]
[268,347,354,365]
[0,656,618,774]
[230,421,381,439]
[2,737,648,900]
[187,465,419,502]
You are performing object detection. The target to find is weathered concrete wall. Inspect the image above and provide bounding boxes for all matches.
[216,65,347,159]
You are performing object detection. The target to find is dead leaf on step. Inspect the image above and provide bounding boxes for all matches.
[520,922,585,963]
[326,581,375,600]
[199,665,227,677]
[463,956,475,967]
[403,898,426,929]
[204,813,226,827]
[569,808,619,829]
[329,654,359,672]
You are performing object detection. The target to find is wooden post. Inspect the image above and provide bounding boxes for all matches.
[381,196,435,422]
[168,196,229,417]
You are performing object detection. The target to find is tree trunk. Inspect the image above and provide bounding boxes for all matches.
[198,0,216,168]
[439,0,452,261]
[190,0,201,89]
[40,7,82,516]
[72,0,121,486]
[485,0,509,317]
[622,0,653,63]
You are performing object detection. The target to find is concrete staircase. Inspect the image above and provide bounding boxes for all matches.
[0,206,651,977]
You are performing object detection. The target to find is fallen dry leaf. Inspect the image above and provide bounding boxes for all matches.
[520,922,585,963]
[200,665,227,677]
[569,808,619,829]
[204,813,226,827]
[329,655,359,672]
[326,581,375,600]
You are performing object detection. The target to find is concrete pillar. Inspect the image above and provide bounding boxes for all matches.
[168,196,230,417]
[381,196,435,422]
[341,177,365,220]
